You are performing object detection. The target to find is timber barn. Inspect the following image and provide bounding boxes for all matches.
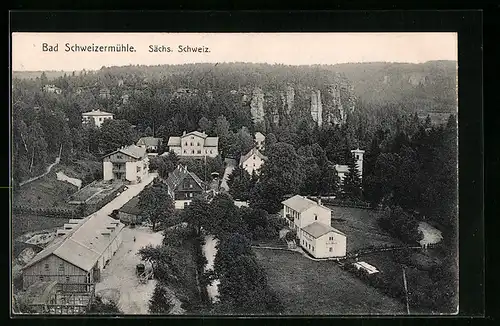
[22,214,125,290]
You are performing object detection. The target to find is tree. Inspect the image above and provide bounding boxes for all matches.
[99,119,137,153]
[88,296,122,314]
[208,193,247,239]
[182,195,210,236]
[255,142,304,213]
[227,165,253,201]
[342,152,362,199]
[138,178,175,231]
[143,126,153,137]
[213,233,254,277]
[198,116,212,132]
[149,282,174,314]
[229,127,255,158]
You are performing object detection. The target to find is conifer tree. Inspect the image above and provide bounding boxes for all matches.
[149,282,174,314]
[342,153,362,199]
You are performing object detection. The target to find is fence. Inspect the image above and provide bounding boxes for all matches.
[12,206,78,218]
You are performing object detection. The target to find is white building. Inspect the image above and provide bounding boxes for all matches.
[82,109,114,128]
[167,131,219,158]
[136,137,162,152]
[282,195,347,258]
[43,84,62,94]
[102,145,149,184]
[255,132,265,150]
[239,147,267,176]
[334,148,365,184]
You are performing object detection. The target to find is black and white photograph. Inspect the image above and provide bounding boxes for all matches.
[10,32,458,316]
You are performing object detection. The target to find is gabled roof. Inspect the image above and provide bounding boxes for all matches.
[255,132,265,140]
[167,137,181,147]
[165,165,204,193]
[281,195,331,213]
[137,137,162,147]
[302,221,346,238]
[104,144,147,160]
[204,137,219,147]
[23,214,125,272]
[239,147,267,166]
[82,109,114,117]
[182,131,208,139]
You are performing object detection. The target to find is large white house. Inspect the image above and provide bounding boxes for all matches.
[167,131,219,158]
[282,195,347,258]
[102,145,149,184]
[334,148,365,184]
[239,147,267,176]
[82,109,114,128]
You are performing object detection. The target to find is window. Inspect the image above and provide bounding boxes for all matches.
[185,142,188,146]
[117,155,123,159]
[189,184,193,188]
[137,166,141,172]
[329,247,333,252]
[192,150,195,154]
[189,193,193,198]
[39,276,44,281]
[197,150,201,154]
[66,276,70,282]
[312,246,315,252]
[190,142,193,146]
[253,163,255,167]
[315,215,318,221]
[191,136,194,139]
[184,150,187,153]
[59,263,64,272]
[197,142,200,146]
[210,150,213,154]
[99,118,103,121]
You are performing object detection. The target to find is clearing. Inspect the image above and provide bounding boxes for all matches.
[56,171,82,189]
[254,248,405,315]
[327,206,401,252]
[418,222,443,246]
[95,226,185,314]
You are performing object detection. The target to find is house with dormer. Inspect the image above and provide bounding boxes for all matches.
[167,131,219,159]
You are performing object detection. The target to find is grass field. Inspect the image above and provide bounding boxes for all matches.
[327,206,401,252]
[254,248,405,315]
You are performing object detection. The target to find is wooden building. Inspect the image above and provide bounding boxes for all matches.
[102,145,149,184]
[22,214,125,291]
[166,164,205,209]
[118,196,142,224]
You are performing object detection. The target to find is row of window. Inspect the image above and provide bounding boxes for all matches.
[185,142,201,146]
[183,149,213,154]
[39,275,71,282]
[302,240,315,252]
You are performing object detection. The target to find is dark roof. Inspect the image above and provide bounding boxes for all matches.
[166,165,204,192]
[119,196,141,216]
[302,221,346,238]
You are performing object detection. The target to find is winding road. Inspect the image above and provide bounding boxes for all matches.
[19,145,62,187]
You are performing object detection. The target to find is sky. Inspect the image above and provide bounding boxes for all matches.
[11,32,457,71]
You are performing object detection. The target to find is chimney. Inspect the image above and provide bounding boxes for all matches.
[183,131,186,136]
[317,196,322,206]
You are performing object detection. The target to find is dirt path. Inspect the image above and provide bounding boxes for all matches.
[56,171,82,189]
[95,226,165,314]
[202,235,220,303]
[19,156,60,187]
[220,159,236,192]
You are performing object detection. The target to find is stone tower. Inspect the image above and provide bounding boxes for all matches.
[351,148,365,179]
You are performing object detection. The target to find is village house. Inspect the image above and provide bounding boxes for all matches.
[81,109,114,128]
[255,132,265,150]
[167,131,219,159]
[334,148,365,184]
[102,145,149,184]
[136,137,162,152]
[42,84,62,94]
[22,214,124,290]
[239,147,267,176]
[99,88,111,99]
[118,196,142,224]
[282,195,347,258]
[166,164,205,209]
